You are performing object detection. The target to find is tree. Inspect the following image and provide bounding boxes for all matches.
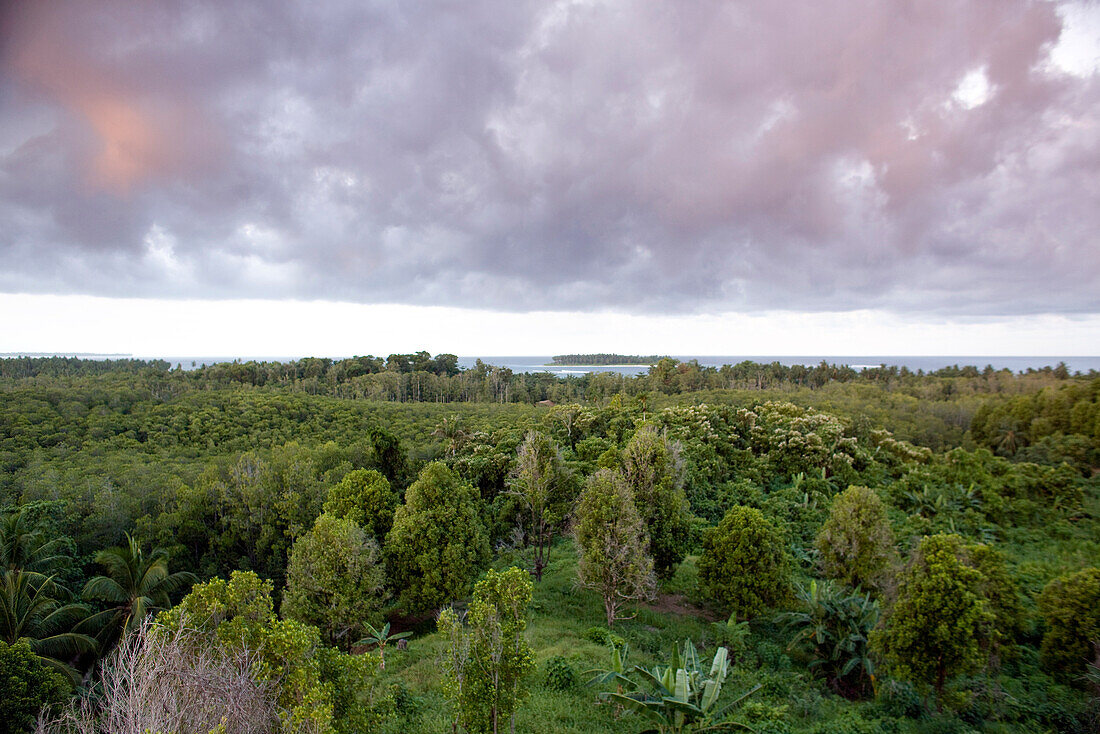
[80,533,196,649]
[0,639,70,734]
[433,415,471,457]
[438,567,535,734]
[385,462,490,615]
[698,506,791,620]
[573,469,656,628]
[0,571,95,681]
[282,514,387,650]
[0,509,71,583]
[870,534,992,701]
[621,426,692,579]
[507,430,572,581]
[321,469,398,544]
[815,485,896,591]
[1037,567,1100,684]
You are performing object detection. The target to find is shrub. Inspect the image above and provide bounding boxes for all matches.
[543,655,577,691]
[698,505,791,619]
[583,626,626,650]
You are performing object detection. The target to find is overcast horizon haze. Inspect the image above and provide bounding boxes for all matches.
[2,1,1099,356]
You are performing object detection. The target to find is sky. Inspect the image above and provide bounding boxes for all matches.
[1,0,1098,357]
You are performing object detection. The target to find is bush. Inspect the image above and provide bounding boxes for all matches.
[583,626,626,650]
[0,639,69,734]
[698,505,791,619]
[543,656,577,691]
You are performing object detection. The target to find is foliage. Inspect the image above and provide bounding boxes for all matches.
[438,567,536,734]
[871,534,993,698]
[355,621,411,670]
[322,468,398,543]
[775,579,879,698]
[621,426,693,579]
[584,626,626,650]
[815,485,896,591]
[709,614,751,661]
[80,533,196,649]
[159,570,384,733]
[697,506,791,620]
[0,639,70,734]
[1037,567,1100,684]
[386,462,491,615]
[507,431,574,581]
[573,469,656,627]
[544,655,578,691]
[594,640,761,733]
[0,571,95,681]
[282,513,387,650]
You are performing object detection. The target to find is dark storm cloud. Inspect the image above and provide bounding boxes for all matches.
[1,0,1098,314]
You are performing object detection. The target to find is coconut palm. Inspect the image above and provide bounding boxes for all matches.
[0,508,71,583]
[0,569,96,681]
[80,534,197,647]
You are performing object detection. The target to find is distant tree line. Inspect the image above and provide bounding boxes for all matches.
[551,353,667,365]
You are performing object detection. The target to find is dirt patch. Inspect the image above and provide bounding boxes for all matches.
[644,593,721,621]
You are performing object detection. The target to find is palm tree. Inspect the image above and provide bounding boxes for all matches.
[432,415,470,457]
[0,509,71,584]
[0,570,96,681]
[80,534,197,648]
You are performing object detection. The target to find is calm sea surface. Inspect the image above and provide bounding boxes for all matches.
[128,355,1100,375]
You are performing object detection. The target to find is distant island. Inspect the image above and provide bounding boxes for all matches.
[551,353,668,365]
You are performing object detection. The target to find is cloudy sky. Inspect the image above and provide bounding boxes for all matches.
[1,0,1098,356]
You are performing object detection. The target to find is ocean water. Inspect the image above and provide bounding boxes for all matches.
[455,356,1100,376]
[10,353,1099,376]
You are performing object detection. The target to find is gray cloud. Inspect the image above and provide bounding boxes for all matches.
[1,0,1098,315]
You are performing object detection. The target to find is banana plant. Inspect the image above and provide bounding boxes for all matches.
[355,621,411,669]
[593,640,760,733]
[585,641,634,692]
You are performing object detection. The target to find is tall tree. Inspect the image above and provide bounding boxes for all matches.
[871,534,992,702]
[507,431,572,581]
[282,514,386,650]
[0,509,70,584]
[815,485,896,592]
[621,426,692,579]
[322,469,398,544]
[573,470,656,628]
[438,567,535,734]
[386,463,490,614]
[81,534,196,649]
